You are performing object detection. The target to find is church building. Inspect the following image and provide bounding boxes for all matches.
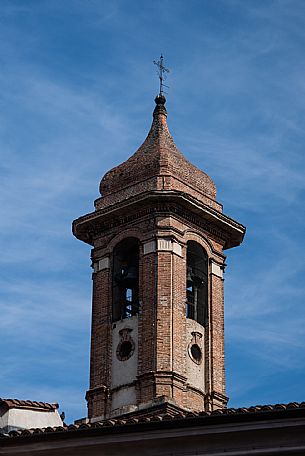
[1,88,305,455]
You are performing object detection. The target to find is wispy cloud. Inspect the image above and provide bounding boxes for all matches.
[0,0,305,422]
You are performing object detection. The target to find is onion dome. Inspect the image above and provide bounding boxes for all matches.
[96,95,217,211]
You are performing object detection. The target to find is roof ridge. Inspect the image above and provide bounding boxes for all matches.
[0,398,59,411]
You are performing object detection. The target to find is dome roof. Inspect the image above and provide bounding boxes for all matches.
[97,96,216,209]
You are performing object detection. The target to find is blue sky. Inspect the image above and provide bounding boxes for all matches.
[1,0,305,424]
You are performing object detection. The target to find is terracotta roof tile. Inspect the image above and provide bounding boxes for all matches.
[1,401,305,440]
[0,398,58,412]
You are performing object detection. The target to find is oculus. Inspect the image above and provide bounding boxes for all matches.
[116,328,135,362]
[188,331,203,365]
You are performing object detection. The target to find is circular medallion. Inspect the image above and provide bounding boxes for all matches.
[116,337,135,361]
[188,343,202,364]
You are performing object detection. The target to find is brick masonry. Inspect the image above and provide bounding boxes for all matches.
[73,95,245,420]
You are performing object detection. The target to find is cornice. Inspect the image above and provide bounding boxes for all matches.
[73,191,245,249]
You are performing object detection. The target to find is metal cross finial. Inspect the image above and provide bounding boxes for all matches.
[153,54,170,96]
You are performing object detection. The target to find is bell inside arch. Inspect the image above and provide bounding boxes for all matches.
[187,265,204,287]
[121,265,138,284]
[112,237,140,322]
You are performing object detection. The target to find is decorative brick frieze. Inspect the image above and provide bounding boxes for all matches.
[143,238,182,256]
[99,257,110,271]
[143,240,155,255]
[211,260,224,279]
[92,256,110,272]
[73,191,245,249]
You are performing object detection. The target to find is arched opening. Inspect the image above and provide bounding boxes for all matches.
[112,237,139,321]
[186,241,208,326]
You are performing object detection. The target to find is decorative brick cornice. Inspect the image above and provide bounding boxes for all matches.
[73,191,245,249]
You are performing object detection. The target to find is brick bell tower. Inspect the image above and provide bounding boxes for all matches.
[73,93,245,421]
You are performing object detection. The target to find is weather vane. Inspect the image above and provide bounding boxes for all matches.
[153,54,170,96]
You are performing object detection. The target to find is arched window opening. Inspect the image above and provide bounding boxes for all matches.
[186,241,208,326]
[112,238,139,321]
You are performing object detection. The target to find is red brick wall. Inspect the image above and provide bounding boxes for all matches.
[210,274,226,396]
[84,204,229,419]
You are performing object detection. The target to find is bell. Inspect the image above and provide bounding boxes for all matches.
[115,265,138,285]
[187,266,204,287]
[122,266,137,281]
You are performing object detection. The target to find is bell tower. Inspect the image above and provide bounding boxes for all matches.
[73,94,245,421]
